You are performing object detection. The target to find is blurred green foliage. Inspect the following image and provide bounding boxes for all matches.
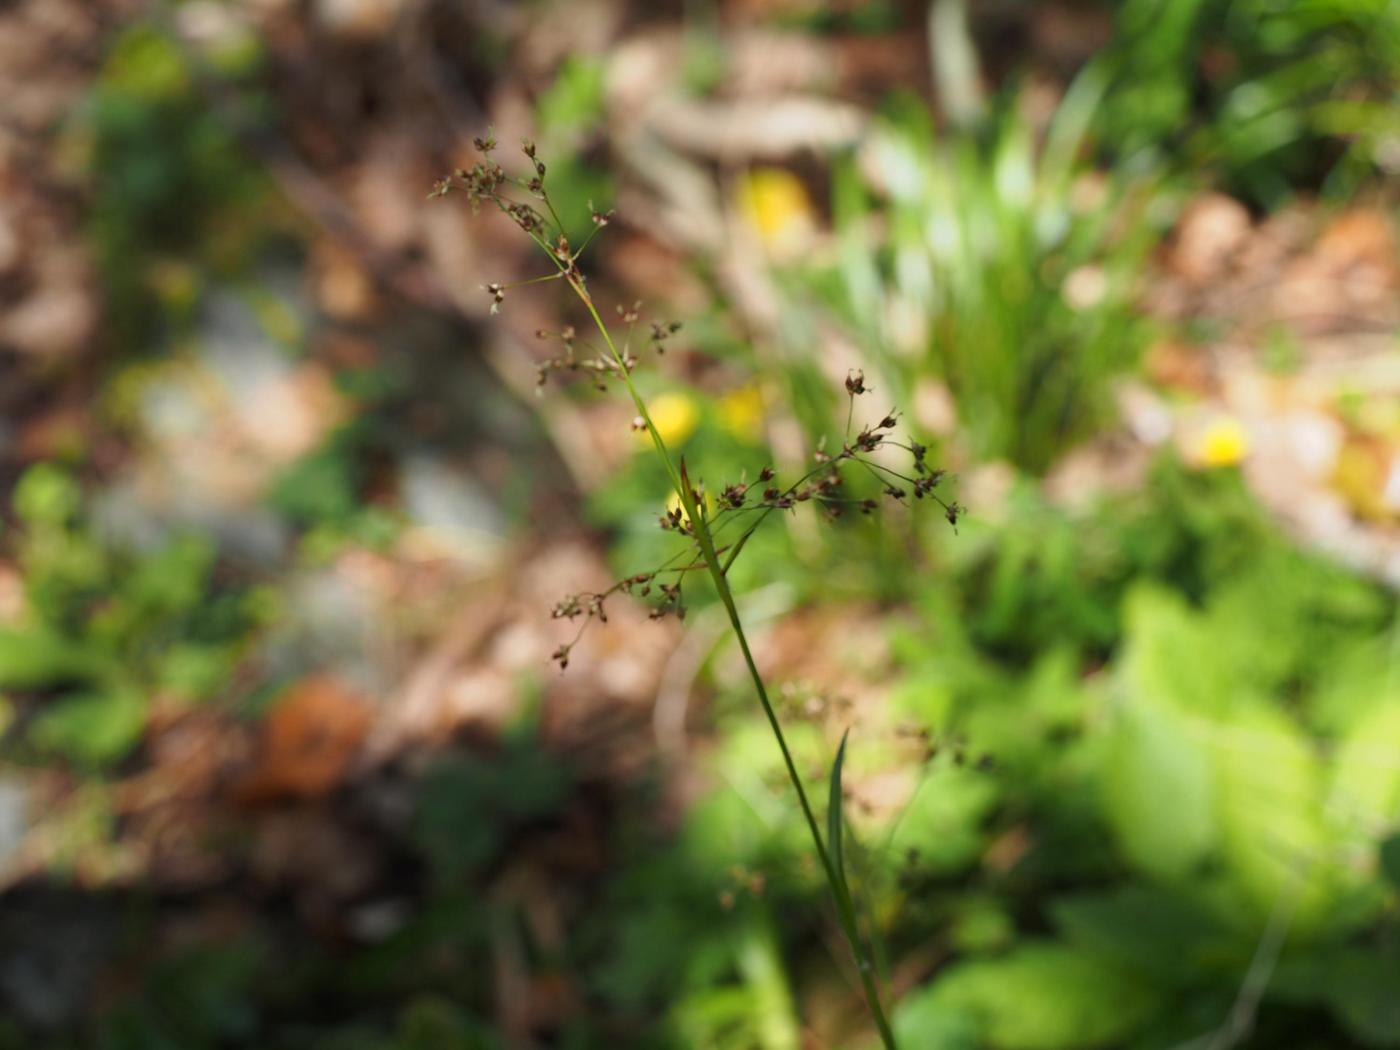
[779,0,1400,471]
[0,464,262,770]
[803,81,1173,473]
[7,2,1400,1048]
[415,726,574,884]
[533,54,612,235]
[585,458,1399,1048]
[1099,0,1400,205]
[877,464,1398,1047]
[81,22,275,351]
[585,460,1394,1049]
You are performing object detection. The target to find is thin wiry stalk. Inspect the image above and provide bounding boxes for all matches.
[441,144,902,1045]
[560,253,898,1050]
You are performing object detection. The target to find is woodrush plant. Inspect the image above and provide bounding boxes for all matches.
[434,134,961,1046]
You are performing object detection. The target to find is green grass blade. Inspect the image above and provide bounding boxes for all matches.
[828,729,851,895]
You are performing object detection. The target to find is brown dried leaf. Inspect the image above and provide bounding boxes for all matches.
[236,675,374,804]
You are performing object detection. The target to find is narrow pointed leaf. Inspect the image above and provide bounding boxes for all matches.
[829,729,851,893]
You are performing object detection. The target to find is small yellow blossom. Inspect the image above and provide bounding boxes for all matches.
[1195,417,1250,468]
[665,488,711,523]
[717,384,765,441]
[737,168,816,258]
[643,392,699,447]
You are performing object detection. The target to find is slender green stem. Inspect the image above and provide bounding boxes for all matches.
[693,536,898,1050]
[559,266,898,1048]
[501,271,564,290]
[492,181,897,1039]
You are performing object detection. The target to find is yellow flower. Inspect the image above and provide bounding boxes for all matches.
[1195,417,1250,468]
[642,392,699,447]
[717,384,765,441]
[665,488,711,523]
[737,168,816,258]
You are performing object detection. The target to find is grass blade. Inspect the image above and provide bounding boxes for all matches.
[828,729,851,894]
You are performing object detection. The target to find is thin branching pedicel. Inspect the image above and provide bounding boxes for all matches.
[435,134,960,1048]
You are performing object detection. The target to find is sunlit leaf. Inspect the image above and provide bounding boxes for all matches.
[1209,704,1329,925]
[0,630,111,689]
[1329,701,1400,837]
[897,943,1157,1049]
[1102,694,1217,879]
[1119,584,1236,717]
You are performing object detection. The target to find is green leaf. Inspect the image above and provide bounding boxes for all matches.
[101,25,190,101]
[12,462,82,527]
[1101,693,1217,879]
[29,689,147,767]
[735,917,800,1050]
[1329,701,1400,839]
[828,729,850,893]
[890,761,998,875]
[125,534,216,618]
[896,943,1157,1050]
[1275,947,1400,1047]
[1108,584,1341,924]
[267,429,364,526]
[949,897,1015,954]
[1050,885,1233,983]
[0,629,112,689]
[535,55,605,139]
[1119,584,1236,717]
[1310,639,1399,735]
[156,642,237,701]
[415,744,572,881]
[892,993,980,1050]
[1379,834,1400,890]
[1323,954,1400,1048]
[1209,704,1329,925]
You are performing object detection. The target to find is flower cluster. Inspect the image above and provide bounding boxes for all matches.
[434,137,960,671]
[438,133,953,1045]
[548,378,960,667]
[690,373,962,528]
[548,564,692,669]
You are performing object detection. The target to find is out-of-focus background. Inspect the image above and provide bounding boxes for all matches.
[1,0,1399,1046]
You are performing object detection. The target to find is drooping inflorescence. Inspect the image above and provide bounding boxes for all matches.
[433,137,960,670]
[436,130,949,1048]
